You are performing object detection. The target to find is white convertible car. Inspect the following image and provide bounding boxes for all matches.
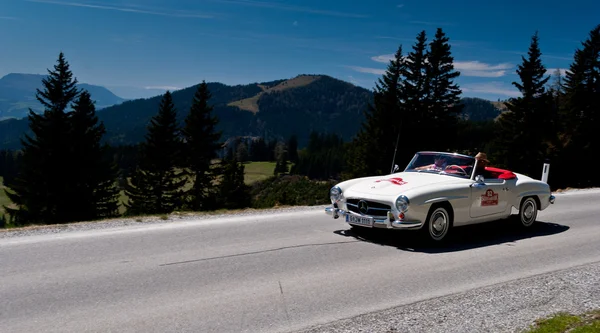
[325,151,556,242]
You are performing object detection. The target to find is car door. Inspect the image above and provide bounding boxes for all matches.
[469,178,509,218]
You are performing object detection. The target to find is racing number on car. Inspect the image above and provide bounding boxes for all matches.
[481,189,499,206]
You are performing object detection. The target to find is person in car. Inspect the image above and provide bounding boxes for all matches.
[473,152,494,179]
[415,155,448,171]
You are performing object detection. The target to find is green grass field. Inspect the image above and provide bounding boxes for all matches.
[0,161,278,216]
[243,161,276,184]
[0,177,12,216]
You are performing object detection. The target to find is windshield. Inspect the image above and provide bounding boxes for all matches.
[404,152,476,179]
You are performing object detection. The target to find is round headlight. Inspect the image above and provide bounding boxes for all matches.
[395,195,409,212]
[330,186,342,203]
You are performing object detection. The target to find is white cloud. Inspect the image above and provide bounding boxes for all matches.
[371,54,396,63]
[144,86,181,91]
[371,55,513,77]
[409,20,454,26]
[26,0,214,18]
[396,4,404,8]
[293,20,298,26]
[546,68,570,76]
[0,16,18,20]
[454,61,513,77]
[454,61,512,71]
[346,66,386,75]
[207,0,368,18]
[374,36,416,42]
[462,82,521,98]
[459,70,506,78]
[543,54,573,61]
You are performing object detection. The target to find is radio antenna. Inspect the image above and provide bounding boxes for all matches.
[390,131,400,174]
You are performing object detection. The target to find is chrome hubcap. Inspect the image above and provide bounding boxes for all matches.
[430,211,448,239]
[524,203,534,219]
[521,200,536,225]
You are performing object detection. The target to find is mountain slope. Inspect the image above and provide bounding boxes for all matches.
[227,75,318,113]
[460,97,503,121]
[0,73,126,120]
[97,74,372,148]
[0,74,506,150]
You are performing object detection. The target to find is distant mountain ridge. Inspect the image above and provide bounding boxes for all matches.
[0,73,126,120]
[0,74,506,150]
[94,74,372,149]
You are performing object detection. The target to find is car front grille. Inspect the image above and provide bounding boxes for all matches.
[346,199,391,217]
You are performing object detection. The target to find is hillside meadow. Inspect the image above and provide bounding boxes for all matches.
[0,161,279,217]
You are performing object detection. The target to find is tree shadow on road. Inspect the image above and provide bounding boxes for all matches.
[333,219,570,253]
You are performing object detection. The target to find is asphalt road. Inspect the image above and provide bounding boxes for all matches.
[1,189,600,333]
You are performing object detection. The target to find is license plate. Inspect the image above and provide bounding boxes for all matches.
[346,214,373,227]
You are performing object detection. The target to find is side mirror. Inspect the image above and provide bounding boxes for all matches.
[475,175,485,183]
[392,164,399,173]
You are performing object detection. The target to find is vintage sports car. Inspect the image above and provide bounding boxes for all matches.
[325,151,555,242]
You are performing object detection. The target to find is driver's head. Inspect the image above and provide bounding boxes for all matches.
[475,152,489,168]
[434,155,446,167]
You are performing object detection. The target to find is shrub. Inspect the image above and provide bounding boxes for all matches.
[250,175,335,208]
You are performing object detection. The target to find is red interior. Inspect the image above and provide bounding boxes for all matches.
[455,165,517,180]
[484,166,517,180]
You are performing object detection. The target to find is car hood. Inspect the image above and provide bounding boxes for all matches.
[345,172,463,197]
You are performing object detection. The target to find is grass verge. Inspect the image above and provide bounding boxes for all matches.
[523,310,600,333]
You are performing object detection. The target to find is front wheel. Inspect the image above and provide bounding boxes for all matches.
[518,197,538,227]
[425,205,452,242]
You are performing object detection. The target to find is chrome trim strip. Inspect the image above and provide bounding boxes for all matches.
[423,196,469,205]
[390,220,423,229]
[517,190,550,198]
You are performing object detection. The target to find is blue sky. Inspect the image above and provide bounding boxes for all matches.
[1,0,598,100]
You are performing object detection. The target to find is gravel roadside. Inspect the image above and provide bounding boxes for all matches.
[294,261,600,333]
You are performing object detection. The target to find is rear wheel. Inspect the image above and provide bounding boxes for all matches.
[518,197,538,227]
[424,205,452,242]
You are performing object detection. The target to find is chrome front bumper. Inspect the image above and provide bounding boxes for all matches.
[325,206,423,230]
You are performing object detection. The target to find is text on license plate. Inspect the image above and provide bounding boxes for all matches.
[346,214,373,226]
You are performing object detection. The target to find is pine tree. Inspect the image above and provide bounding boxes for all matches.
[278,150,289,174]
[274,159,282,175]
[347,45,406,178]
[4,52,80,225]
[180,81,222,211]
[124,91,186,215]
[559,24,600,187]
[0,150,19,187]
[492,31,552,177]
[425,28,463,149]
[218,157,251,209]
[287,135,299,164]
[235,142,249,162]
[402,30,430,150]
[545,69,566,158]
[68,90,120,220]
[250,137,269,161]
